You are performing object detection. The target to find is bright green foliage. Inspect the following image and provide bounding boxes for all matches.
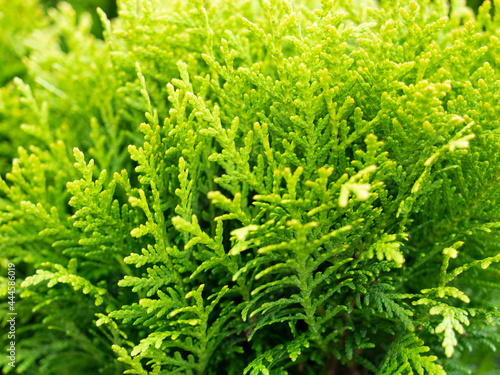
[379,334,446,375]
[1,0,500,374]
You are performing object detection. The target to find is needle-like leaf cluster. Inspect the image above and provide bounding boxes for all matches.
[1,0,500,374]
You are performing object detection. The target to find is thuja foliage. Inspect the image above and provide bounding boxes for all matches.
[1,0,500,373]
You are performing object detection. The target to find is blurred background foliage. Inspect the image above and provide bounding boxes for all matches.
[0,0,116,173]
[0,0,116,86]
[40,0,117,36]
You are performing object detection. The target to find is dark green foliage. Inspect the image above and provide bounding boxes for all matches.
[1,0,500,374]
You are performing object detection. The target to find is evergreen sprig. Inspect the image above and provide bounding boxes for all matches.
[1,0,500,374]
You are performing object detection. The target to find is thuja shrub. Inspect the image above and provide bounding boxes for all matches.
[1,0,500,373]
